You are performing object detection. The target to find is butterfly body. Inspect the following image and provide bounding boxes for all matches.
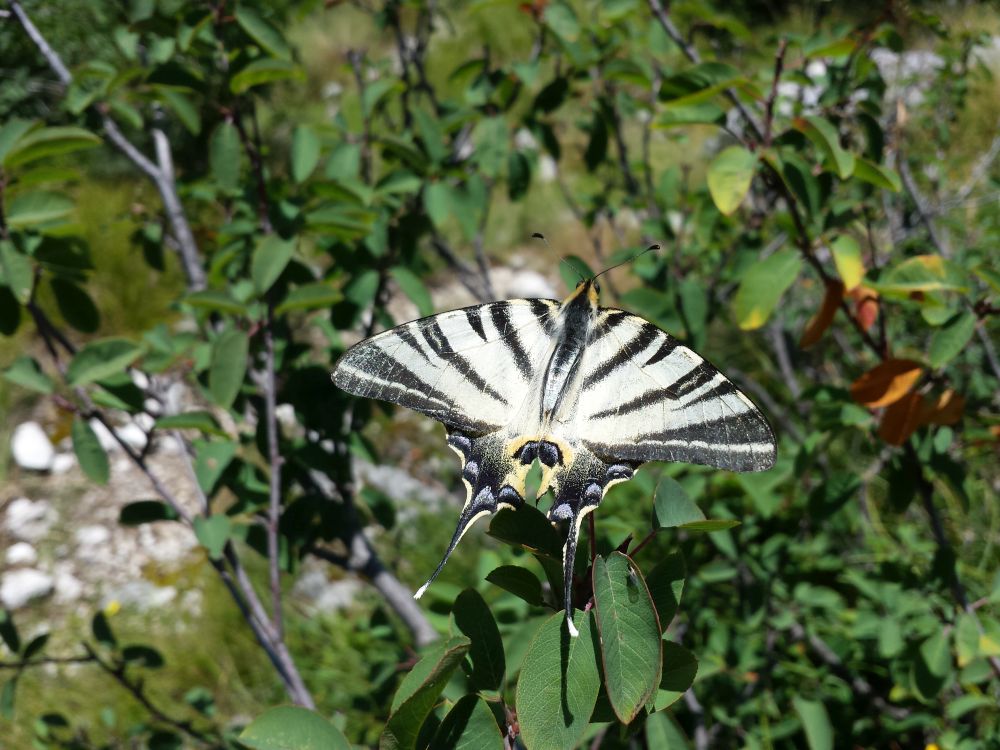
[333,277,775,634]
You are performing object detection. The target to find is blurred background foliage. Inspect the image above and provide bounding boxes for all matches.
[0,0,998,747]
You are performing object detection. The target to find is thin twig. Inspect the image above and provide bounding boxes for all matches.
[263,306,285,642]
[898,149,951,258]
[763,39,788,147]
[83,643,216,744]
[646,0,764,141]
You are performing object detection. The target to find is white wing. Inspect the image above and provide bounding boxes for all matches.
[333,299,559,433]
[564,309,775,472]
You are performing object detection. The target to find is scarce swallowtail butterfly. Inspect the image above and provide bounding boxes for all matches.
[332,266,776,636]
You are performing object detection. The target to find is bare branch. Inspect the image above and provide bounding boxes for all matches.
[898,149,951,258]
[10,0,207,291]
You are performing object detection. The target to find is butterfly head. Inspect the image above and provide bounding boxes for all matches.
[566,277,601,313]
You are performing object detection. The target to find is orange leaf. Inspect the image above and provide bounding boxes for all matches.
[800,279,844,348]
[920,389,965,426]
[848,285,879,332]
[850,358,923,408]
[877,391,925,446]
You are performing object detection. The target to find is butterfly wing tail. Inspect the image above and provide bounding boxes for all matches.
[414,501,491,599]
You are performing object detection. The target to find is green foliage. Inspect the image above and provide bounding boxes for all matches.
[0,0,998,748]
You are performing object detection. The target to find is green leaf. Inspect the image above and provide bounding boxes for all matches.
[382,636,471,750]
[122,644,164,668]
[5,190,74,228]
[154,411,224,435]
[652,476,704,528]
[646,552,685,631]
[946,694,995,720]
[234,7,292,61]
[51,278,100,333]
[878,254,967,296]
[158,89,201,135]
[230,58,304,94]
[0,610,20,653]
[0,287,20,335]
[290,125,321,183]
[2,356,53,394]
[453,589,505,691]
[488,504,563,559]
[592,553,662,722]
[795,116,855,178]
[239,706,351,750]
[0,678,15,721]
[209,122,241,191]
[645,710,691,749]
[486,565,544,607]
[72,417,110,485]
[473,116,509,178]
[66,338,144,386]
[430,694,503,750]
[706,145,758,215]
[792,696,833,750]
[508,150,531,200]
[251,235,295,294]
[679,519,741,532]
[274,283,342,314]
[733,249,803,330]
[119,500,179,526]
[0,241,33,303]
[928,311,976,368]
[543,1,580,42]
[3,126,100,168]
[0,119,34,164]
[193,515,232,560]
[209,329,249,409]
[423,182,451,230]
[192,439,237,495]
[515,611,600,750]
[184,290,248,315]
[91,611,115,647]
[390,267,433,317]
[852,157,901,192]
[654,640,699,710]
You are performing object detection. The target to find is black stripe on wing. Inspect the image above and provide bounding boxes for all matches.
[422,320,509,406]
[490,302,534,379]
[582,321,659,390]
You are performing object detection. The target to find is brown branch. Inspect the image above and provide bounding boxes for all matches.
[763,39,788,147]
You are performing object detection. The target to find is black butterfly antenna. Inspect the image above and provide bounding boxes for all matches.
[592,243,661,281]
[532,232,585,284]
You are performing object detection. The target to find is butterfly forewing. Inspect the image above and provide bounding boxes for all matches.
[333,299,559,433]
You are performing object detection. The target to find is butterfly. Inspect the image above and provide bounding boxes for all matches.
[333,270,776,635]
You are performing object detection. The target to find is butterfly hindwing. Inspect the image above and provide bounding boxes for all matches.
[571,309,776,472]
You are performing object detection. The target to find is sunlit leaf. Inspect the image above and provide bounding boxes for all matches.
[733,249,802,330]
[850,359,922,408]
[878,254,967,295]
[830,235,864,290]
[792,696,833,750]
[928,311,976,368]
[230,58,304,94]
[72,417,110,485]
[234,7,292,61]
[794,116,854,178]
[67,338,144,386]
[290,125,321,183]
[707,145,757,215]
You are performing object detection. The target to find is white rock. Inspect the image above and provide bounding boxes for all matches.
[538,154,558,182]
[4,498,57,542]
[75,524,111,549]
[275,403,297,435]
[88,418,119,451]
[104,580,177,610]
[1,569,54,609]
[50,452,76,475]
[136,413,155,432]
[11,422,55,471]
[5,542,38,566]
[131,370,150,390]
[118,422,148,452]
[54,570,84,603]
[514,127,538,150]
